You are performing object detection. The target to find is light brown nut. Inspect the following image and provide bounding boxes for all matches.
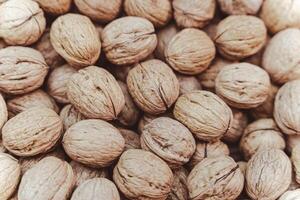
[50,14,101,69]
[292,145,300,184]
[113,149,173,200]
[172,0,216,28]
[141,117,196,167]
[47,64,77,104]
[218,0,263,15]
[101,16,157,66]
[237,161,247,176]
[173,90,233,141]
[167,167,189,200]
[7,89,59,118]
[124,0,172,28]
[0,153,21,200]
[0,46,49,95]
[176,74,202,95]
[34,0,71,15]
[118,128,141,150]
[127,59,179,115]
[240,118,286,160]
[60,104,86,131]
[0,0,46,46]
[18,156,75,200]
[137,112,174,134]
[279,189,300,200]
[0,93,7,131]
[215,15,267,60]
[2,107,63,157]
[165,28,216,75]
[187,156,244,200]
[63,119,125,168]
[215,63,271,109]
[287,135,300,154]
[67,66,125,120]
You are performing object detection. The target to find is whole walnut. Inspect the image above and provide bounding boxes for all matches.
[67,66,125,120]
[71,178,120,200]
[119,128,141,150]
[218,0,263,15]
[0,93,7,131]
[113,149,173,200]
[240,118,286,160]
[101,16,157,66]
[177,74,202,95]
[34,0,71,15]
[215,63,271,109]
[0,46,49,95]
[291,145,300,184]
[287,135,300,154]
[60,104,86,131]
[279,189,300,200]
[165,28,216,75]
[187,156,244,200]
[0,0,46,46]
[2,107,63,157]
[246,149,292,199]
[167,167,189,200]
[50,14,101,69]
[215,15,267,60]
[0,153,21,200]
[174,90,233,141]
[74,0,122,23]
[127,59,179,115]
[172,0,216,28]
[63,119,125,168]
[18,156,75,200]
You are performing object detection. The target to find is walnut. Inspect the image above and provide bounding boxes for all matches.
[118,128,141,150]
[50,14,101,69]
[109,65,132,83]
[174,90,233,141]
[218,0,263,15]
[246,149,292,199]
[2,107,63,157]
[176,74,202,95]
[292,145,300,184]
[0,46,49,95]
[0,139,6,153]
[60,104,86,131]
[127,59,179,115]
[0,0,46,46]
[137,112,173,134]
[0,93,7,131]
[167,167,189,200]
[101,16,157,66]
[113,149,173,200]
[165,28,216,75]
[34,0,71,15]
[279,189,300,200]
[287,135,300,154]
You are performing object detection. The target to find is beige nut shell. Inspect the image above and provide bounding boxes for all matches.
[177,74,202,95]
[0,93,7,132]
[291,145,300,184]
[34,0,71,15]
[60,104,86,131]
[218,0,263,15]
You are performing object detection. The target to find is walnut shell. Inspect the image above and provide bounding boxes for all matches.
[165,28,216,75]
[113,149,173,200]
[215,15,267,60]
[0,93,7,131]
[237,161,247,176]
[286,135,300,154]
[0,46,49,95]
[101,16,157,66]
[246,149,292,199]
[138,112,174,134]
[60,104,86,131]
[119,128,141,150]
[2,107,63,157]
[292,145,300,185]
[127,59,179,115]
[63,119,125,168]
[67,66,125,120]
[167,167,188,200]
[18,156,75,200]
[177,74,202,95]
[279,189,300,200]
[50,14,101,69]
[218,0,263,15]
[215,63,271,109]
[34,0,71,15]
[174,90,233,141]
[187,156,244,200]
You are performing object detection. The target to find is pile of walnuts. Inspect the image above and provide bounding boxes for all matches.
[0,0,300,199]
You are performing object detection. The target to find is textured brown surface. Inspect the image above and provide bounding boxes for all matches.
[34,0,71,15]
[60,104,86,131]
[176,74,202,95]
[167,167,188,200]
[118,128,141,150]
[218,0,263,15]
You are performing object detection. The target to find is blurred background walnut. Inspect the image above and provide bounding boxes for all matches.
[60,104,86,131]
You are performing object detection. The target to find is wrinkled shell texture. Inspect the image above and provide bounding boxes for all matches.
[218,0,263,15]
[0,46,49,95]
[167,167,189,200]
[127,59,179,115]
[60,104,86,131]
[177,74,202,95]
[101,16,157,65]
[0,0,46,45]
[0,93,7,131]
[50,14,101,68]
[174,90,233,141]
[279,189,300,200]
[63,119,125,168]
[292,145,300,184]
[165,28,216,75]
[215,63,271,109]
[187,156,244,200]
[67,66,125,120]
[119,128,141,150]
[113,149,173,200]
[215,15,267,60]
[35,0,71,15]
[18,156,75,200]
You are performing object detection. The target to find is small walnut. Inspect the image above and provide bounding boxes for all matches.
[172,0,216,28]
[60,104,86,131]
[246,149,292,199]
[0,0,46,46]
[101,16,157,66]
[2,107,63,157]
[237,161,247,176]
[167,167,189,200]
[176,74,202,95]
[18,156,75,200]
[165,28,216,75]
[292,145,300,184]
[67,66,125,120]
[113,149,173,200]
[50,14,101,69]
[127,59,179,115]
[279,189,300,200]
[0,93,7,131]
[215,15,267,60]
[118,128,141,150]
[63,119,125,168]
[34,0,71,15]
[287,135,300,154]
[174,90,233,141]
[187,156,244,200]
[0,46,49,95]
[215,63,271,109]
[218,0,263,15]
